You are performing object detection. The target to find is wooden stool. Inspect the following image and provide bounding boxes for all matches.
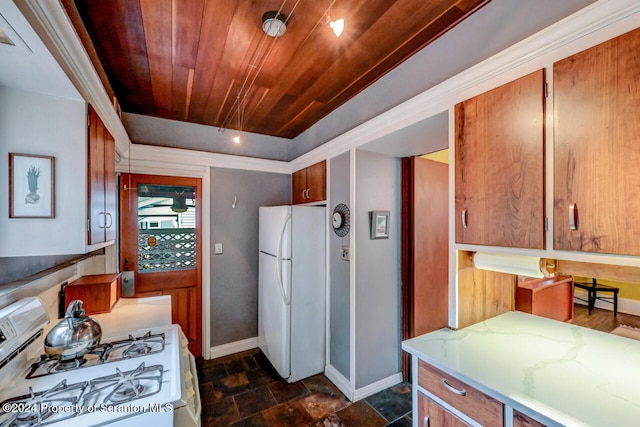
[574,278,619,316]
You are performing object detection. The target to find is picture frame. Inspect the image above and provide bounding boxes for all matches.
[9,153,55,218]
[369,210,390,239]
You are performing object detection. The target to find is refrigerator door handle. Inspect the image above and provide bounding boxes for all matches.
[277,258,291,305]
[277,213,292,305]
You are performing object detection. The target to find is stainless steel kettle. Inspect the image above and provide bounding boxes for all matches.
[44,300,102,361]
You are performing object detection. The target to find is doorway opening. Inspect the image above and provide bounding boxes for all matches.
[119,173,203,357]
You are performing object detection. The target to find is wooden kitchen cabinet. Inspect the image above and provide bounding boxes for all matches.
[418,391,469,427]
[292,160,326,204]
[455,69,545,249]
[553,27,640,256]
[87,104,116,244]
[65,273,120,315]
[514,410,547,427]
[418,360,503,427]
[516,274,574,322]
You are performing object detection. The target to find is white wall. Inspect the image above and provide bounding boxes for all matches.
[0,87,87,256]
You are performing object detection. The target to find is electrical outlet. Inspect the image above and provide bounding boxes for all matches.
[341,246,350,261]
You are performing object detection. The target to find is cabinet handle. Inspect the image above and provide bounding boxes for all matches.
[305,189,311,199]
[569,203,577,230]
[461,209,468,229]
[98,212,106,229]
[105,212,113,229]
[423,415,430,427]
[442,378,466,396]
[302,189,307,200]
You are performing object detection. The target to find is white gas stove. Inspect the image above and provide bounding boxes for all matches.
[0,298,200,427]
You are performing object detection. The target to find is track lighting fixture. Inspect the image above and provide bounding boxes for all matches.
[329,17,344,37]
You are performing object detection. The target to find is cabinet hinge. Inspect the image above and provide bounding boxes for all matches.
[544,82,549,99]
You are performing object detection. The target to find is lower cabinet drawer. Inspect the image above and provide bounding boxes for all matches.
[513,410,546,427]
[418,360,503,427]
[418,391,470,427]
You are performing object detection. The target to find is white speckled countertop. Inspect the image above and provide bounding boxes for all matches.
[402,311,640,427]
[90,295,172,338]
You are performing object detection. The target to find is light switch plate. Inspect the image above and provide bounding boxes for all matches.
[121,271,135,297]
[214,243,223,254]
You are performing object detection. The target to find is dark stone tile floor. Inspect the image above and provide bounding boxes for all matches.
[197,348,412,426]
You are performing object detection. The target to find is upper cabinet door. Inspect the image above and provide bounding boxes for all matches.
[554,28,640,255]
[455,69,546,249]
[292,160,326,205]
[87,105,116,245]
[305,160,326,203]
[292,169,307,205]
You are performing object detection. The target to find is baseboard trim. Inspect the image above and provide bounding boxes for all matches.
[574,290,640,317]
[325,364,353,401]
[352,372,403,402]
[208,337,259,360]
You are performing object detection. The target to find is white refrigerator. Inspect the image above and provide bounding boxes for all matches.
[258,205,326,383]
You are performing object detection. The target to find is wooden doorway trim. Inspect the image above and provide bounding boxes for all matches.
[401,158,412,381]
[119,173,203,357]
[401,156,450,381]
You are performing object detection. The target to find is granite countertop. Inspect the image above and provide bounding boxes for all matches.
[402,311,640,427]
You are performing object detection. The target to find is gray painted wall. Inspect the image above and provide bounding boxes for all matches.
[210,167,291,346]
[355,149,402,389]
[328,151,351,379]
[123,113,294,161]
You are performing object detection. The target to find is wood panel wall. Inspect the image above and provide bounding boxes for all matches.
[457,251,515,329]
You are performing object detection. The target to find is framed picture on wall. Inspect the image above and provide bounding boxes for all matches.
[369,210,390,239]
[9,153,55,218]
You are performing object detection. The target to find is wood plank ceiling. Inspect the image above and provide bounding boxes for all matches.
[64,0,490,139]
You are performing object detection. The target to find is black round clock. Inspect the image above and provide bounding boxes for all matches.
[332,203,350,237]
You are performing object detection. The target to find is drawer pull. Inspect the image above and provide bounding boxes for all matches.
[442,378,466,396]
[569,203,577,230]
[461,209,468,228]
[423,415,430,427]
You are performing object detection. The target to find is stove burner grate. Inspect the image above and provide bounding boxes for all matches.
[106,331,165,361]
[82,362,163,407]
[25,331,165,379]
[0,380,87,427]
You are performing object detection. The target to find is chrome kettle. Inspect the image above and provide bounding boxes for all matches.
[44,300,102,361]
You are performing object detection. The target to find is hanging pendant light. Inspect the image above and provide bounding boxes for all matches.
[171,196,188,213]
[232,95,243,144]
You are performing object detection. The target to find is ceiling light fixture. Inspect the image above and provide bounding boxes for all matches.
[220,1,303,141]
[233,95,243,144]
[325,0,344,37]
[262,11,287,37]
[329,18,344,37]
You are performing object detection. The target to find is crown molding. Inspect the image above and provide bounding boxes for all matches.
[117,144,291,175]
